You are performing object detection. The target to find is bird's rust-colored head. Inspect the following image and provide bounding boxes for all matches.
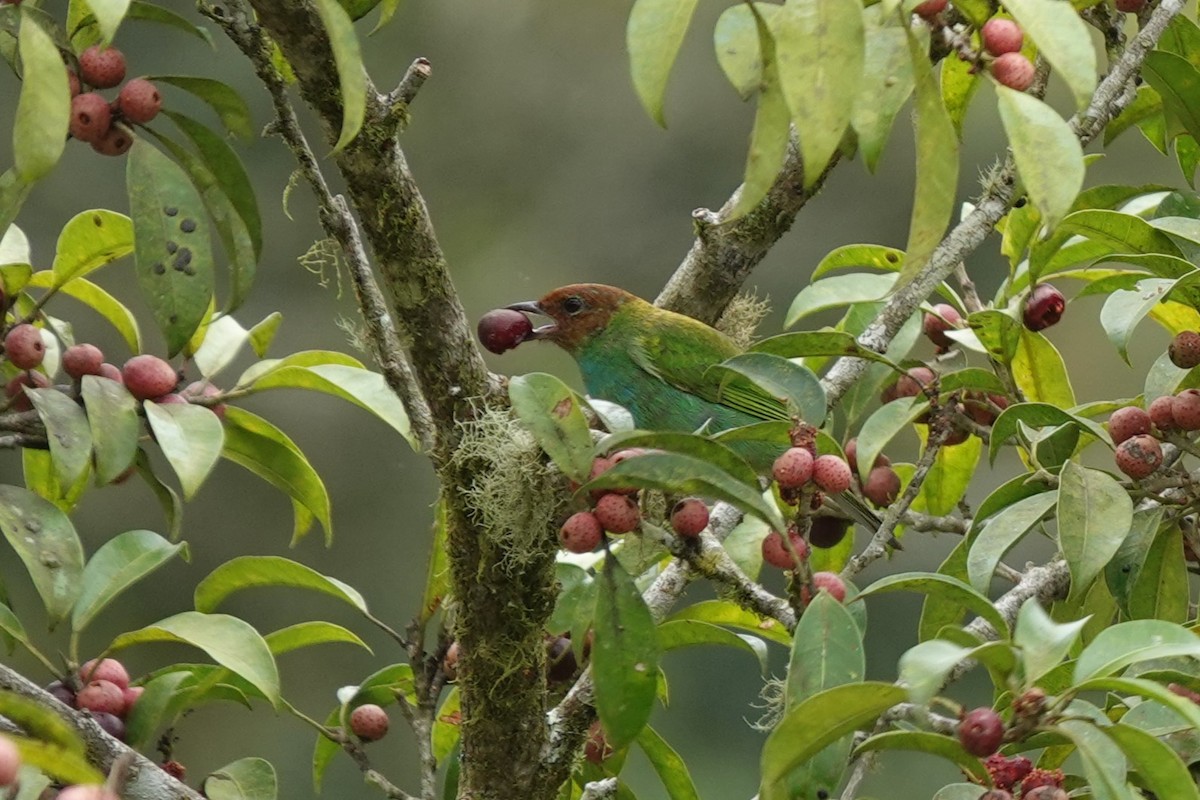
[507,284,640,352]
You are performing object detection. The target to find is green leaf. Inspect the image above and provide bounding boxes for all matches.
[1055,719,1127,800]
[1013,598,1085,685]
[10,738,103,785]
[656,619,768,672]
[1143,51,1200,146]
[785,273,896,326]
[727,10,790,221]
[751,330,898,367]
[967,308,1023,363]
[1129,523,1189,623]
[72,529,183,632]
[236,349,365,386]
[0,690,86,754]
[851,10,919,173]
[29,271,140,353]
[13,10,69,181]
[989,402,1110,463]
[897,25,957,285]
[1100,278,1175,364]
[1074,675,1200,733]
[0,169,32,235]
[771,0,864,186]
[810,243,905,277]
[997,87,1085,230]
[665,599,791,646]
[853,730,987,782]
[967,491,1057,592]
[1057,209,1183,257]
[713,3,778,99]
[941,50,980,139]
[709,352,826,425]
[592,556,660,750]
[853,397,928,482]
[598,430,758,487]
[133,448,184,541]
[858,571,1009,638]
[145,402,225,499]
[1001,0,1095,109]
[1074,619,1200,682]
[79,374,139,482]
[264,621,370,656]
[123,669,194,750]
[313,0,366,152]
[124,1,213,44]
[27,388,93,489]
[1105,507,1164,617]
[913,429,980,516]
[1057,461,1133,603]
[80,0,131,42]
[0,486,84,627]
[148,76,253,139]
[509,372,594,483]
[759,683,908,800]
[205,756,278,800]
[1102,723,1200,800]
[220,407,332,544]
[1011,329,1074,407]
[636,727,700,800]
[0,599,32,654]
[898,639,972,705]
[109,611,281,707]
[194,555,368,615]
[126,141,215,356]
[420,497,451,623]
[584,451,785,532]
[626,0,699,126]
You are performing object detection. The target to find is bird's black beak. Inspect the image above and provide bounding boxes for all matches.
[506,300,557,340]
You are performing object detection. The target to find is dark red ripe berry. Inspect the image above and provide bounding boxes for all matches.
[772,446,814,489]
[863,465,901,507]
[477,308,533,354]
[812,455,852,493]
[957,707,1004,757]
[992,52,1036,92]
[117,78,162,124]
[1022,284,1065,331]
[811,571,847,602]
[912,0,947,18]
[593,492,640,534]
[964,392,1009,426]
[984,753,1033,791]
[76,680,125,716]
[1169,330,1200,369]
[4,324,45,369]
[1108,406,1152,445]
[1150,395,1178,431]
[91,124,133,157]
[69,92,112,143]
[981,18,1024,56]
[922,303,962,350]
[761,529,809,570]
[63,343,104,378]
[1174,389,1200,430]
[809,516,850,548]
[91,711,126,741]
[349,703,389,741]
[122,354,177,400]
[546,635,578,682]
[1115,434,1162,479]
[669,498,709,538]
[0,736,18,786]
[4,371,50,411]
[560,511,603,553]
[883,366,935,403]
[844,438,889,475]
[78,45,126,88]
[46,679,76,707]
[1115,0,1145,11]
[79,658,129,690]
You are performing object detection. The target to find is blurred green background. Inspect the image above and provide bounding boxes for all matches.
[0,2,1190,798]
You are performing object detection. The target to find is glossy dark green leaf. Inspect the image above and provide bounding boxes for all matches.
[1057,461,1132,603]
[145,401,224,499]
[0,486,84,627]
[1128,523,1188,623]
[1074,620,1200,682]
[149,75,253,139]
[710,352,826,425]
[997,87,1084,230]
[313,0,366,151]
[13,10,69,181]
[593,556,660,750]
[27,388,92,489]
[917,541,970,641]
[627,0,698,126]
[636,726,700,800]
[1105,85,1163,146]
[72,529,184,631]
[133,447,183,541]
[1103,723,1200,800]
[967,491,1057,592]
[509,372,595,483]
[1074,675,1200,731]
[205,756,278,800]
[194,555,369,615]
[859,571,1008,638]
[728,9,790,220]
[1105,507,1164,617]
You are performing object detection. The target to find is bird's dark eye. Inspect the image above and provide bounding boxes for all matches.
[563,296,584,314]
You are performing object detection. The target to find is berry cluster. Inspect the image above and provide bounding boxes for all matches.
[68,45,162,157]
[47,658,141,743]
[956,689,1065,799]
[980,19,1035,92]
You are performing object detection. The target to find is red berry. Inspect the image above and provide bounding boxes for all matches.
[761,529,809,570]
[958,707,1005,756]
[79,658,129,690]
[4,324,45,369]
[1022,284,1065,331]
[559,511,603,553]
[477,309,533,354]
[69,92,112,143]
[117,78,161,124]
[122,354,177,400]
[91,124,134,157]
[76,680,125,716]
[922,303,962,350]
[912,0,948,18]
[669,498,709,538]
[443,641,459,681]
[1108,406,1152,444]
[97,362,124,384]
[181,380,228,419]
[5,371,50,411]
[812,455,852,493]
[0,737,19,786]
[809,516,850,548]
[992,52,1036,92]
[984,753,1033,791]
[91,711,125,741]
[1174,389,1200,430]
[46,679,76,707]
[844,438,889,475]
[57,786,119,800]
[1115,0,1145,11]
[772,446,814,489]
[811,571,846,602]
[546,635,578,682]
[863,465,901,507]
[1115,434,1162,479]
[67,69,81,97]
[349,703,389,741]
[122,685,143,713]
[78,45,126,88]
[1169,330,1200,369]
[63,343,104,378]
[963,392,1009,426]
[981,19,1023,56]
[593,492,640,534]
